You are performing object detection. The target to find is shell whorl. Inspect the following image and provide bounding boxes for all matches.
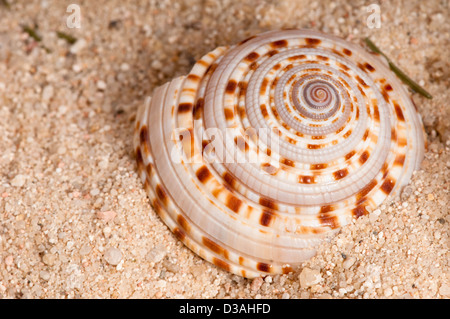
[134,30,425,278]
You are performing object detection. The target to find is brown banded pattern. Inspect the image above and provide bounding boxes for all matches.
[134,29,425,278]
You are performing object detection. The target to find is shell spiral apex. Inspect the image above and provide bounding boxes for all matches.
[134,29,425,278]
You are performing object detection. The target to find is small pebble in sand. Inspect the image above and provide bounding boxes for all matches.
[97,80,107,91]
[42,253,57,266]
[146,244,167,263]
[343,256,356,270]
[70,38,87,54]
[11,174,27,187]
[299,267,322,288]
[251,277,264,291]
[96,210,117,222]
[4,255,14,266]
[40,270,51,281]
[104,247,123,266]
[42,85,54,102]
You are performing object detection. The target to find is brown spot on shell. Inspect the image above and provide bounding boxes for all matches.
[226,79,238,93]
[318,212,339,229]
[355,75,369,88]
[331,48,344,57]
[391,128,397,141]
[317,55,329,61]
[260,79,269,95]
[380,177,396,194]
[282,265,294,274]
[266,50,279,57]
[152,199,162,216]
[363,129,370,141]
[310,163,327,170]
[337,62,350,71]
[226,194,242,213]
[359,150,370,164]
[224,108,234,120]
[298,175,315,184]
[343,130,352,139]
[365,63,375,72]
[273,63,282,70]
[320,205,334,214]
[287,137,297,145]
[249,62,258,70]
[259,197,278,210]
[394,102,405,121]
[135,147,144,172]
[333,168,349,180]
[270,39,288,48]
[398,138,407,147]
[201,140,209,154]
[381,88,390,103]
[177,215,191,233]
[196,165,212,183]
[307,144,322,149]
[193,98,204,120]
[205,63,218,76]
[357,62,367,73]
[245,52,260,62]
[343,48,352,56]
[222,171,236,190]
[394,154,406,166]
[288,54,306,61]
[281,158,295,167]
[356,179,377,203]
[213,257,231,272]
[256,262,272,273]
[197,60,209,68]
[260,103,269,117]
[238,81,248,92]
[173,227,186,241]
[187,74,201,82]
[345,150,356,160]
[260,210,275,227]
[178,102,193,113]
[156,184,169,206]
[352,205,369,218]
[203,237,229,259]
[305,38,321,46]
[381,162,389,178]
[139,126,151,156]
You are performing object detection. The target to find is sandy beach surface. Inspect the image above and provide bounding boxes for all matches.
[0,0,448,299]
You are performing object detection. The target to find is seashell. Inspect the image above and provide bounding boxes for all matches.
[134,29,425,278]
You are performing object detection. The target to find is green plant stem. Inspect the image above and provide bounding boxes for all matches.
[56,31,77,45]
[364,37,432,99]
[22,25,42,42]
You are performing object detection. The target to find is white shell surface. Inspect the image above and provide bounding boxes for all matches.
[134,29,425,278]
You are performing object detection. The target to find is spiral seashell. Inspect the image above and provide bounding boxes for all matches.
[134,29,425,278]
